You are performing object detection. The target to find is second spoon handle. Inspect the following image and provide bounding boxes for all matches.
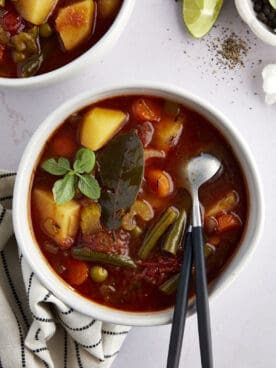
[166,229,193,368]
[192,226,213,368]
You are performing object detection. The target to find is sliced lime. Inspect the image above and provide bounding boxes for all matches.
[269,0,276,10]
[183,0,224,39]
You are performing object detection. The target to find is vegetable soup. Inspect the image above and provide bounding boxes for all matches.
[0,0,122,77]
[30,95,248,312]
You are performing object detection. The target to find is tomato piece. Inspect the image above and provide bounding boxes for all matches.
[64,259,89,286]
[0,44,5,63]
[132,98,162,123]
[49,133,78,158]
[146,168,174,197]
[2,11,22,34]
[216,212,242,233]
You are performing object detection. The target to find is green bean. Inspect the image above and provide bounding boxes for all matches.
[162,209,187,255]
[39,23,53,38]
[19,54,43,78]
[159,273,179,295]
[72,247,137,269]
[132,226,143,238]
[11,32,37,53]
[138,206,179,260]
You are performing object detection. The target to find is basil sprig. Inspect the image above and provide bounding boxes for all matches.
[41,148,101,205]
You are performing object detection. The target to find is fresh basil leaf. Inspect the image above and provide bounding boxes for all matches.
[97,132,144,230]
[78,174,101,199]
[269,0,276,9]
[53,173,75,204]
[74,148,95,174]
[41,157,70,176]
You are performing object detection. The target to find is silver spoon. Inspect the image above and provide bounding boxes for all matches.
[167,153,221,368]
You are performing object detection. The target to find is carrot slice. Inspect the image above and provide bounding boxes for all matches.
[132,98,162,123]
[216,212,242,233]
[64,258,89,286]
[49,134,78,158]
[146,169,174,197]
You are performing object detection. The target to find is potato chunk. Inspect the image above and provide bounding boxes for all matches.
[32,188,80,249]
[98,0,121,18]
[80,107,127,151]
[80,203,101,235]
[12,0,58,25]
[55,0,94,51]
[152,115,184,152]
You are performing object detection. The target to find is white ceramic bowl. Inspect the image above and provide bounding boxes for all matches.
[235,0,276,46]
[0,0,135,89]
[13,83,264,326]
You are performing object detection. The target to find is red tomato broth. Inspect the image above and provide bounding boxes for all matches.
[30,95,248,312]
[0,0,123,78]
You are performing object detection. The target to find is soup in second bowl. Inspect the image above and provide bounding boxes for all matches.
[30,95,248,312]
[0,0,122,77]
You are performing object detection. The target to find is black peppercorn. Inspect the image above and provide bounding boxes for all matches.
[252,0,276,31]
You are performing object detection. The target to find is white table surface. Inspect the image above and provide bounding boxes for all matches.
[1,1,276,367]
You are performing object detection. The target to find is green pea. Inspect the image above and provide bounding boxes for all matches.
[39,23,53,38]
[90,266,108,283]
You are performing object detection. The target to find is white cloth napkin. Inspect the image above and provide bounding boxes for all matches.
[0,170,130,368]
[262,64,276,105]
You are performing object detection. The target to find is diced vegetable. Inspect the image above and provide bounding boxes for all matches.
[204,243,216,258]
[138,206,179,260]
[159,273,179,295]
[144,148,166,161]
[152,115,184,152]
[80,203,101,235]
[132,98,162,123]
[90,265,108,283]
[132,226,143,238]
[0,0,5,7]
[216,212,242,233]
[0,44,5,62]
[137,121,154,147]
[39,23,53,38]
[64,259,89,286]
[12,0,58,25]
[122,200,154,231]
[163,101,180,117]
[146,169,174,197]
[80,107,127,151]
[49,133,78,158]
[162,209,187,255]
[98,0,121,18]
[205,191,239,217]
[72,247,137,269]
[204,215,218,234]
[32,188,80,249]
[55,0,94,51]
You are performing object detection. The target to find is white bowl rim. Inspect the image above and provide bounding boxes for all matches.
[13,82,265,326]
[0,0,135,87]
[235,0,276,46]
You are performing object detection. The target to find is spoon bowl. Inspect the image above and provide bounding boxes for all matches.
[182,153,222,193]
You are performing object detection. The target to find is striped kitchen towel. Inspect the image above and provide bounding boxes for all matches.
[0,171,130,368]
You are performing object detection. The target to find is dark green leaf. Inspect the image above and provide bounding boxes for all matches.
[78,174,101,199]
[41,157,70,176]
[97,132,144,230]
[73,148,95,174]
[53,173,75,205]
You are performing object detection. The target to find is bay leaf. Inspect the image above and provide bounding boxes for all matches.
[97,132,144,230]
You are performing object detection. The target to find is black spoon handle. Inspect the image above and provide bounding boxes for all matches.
[192,226,213,368]
[166,229,193,368]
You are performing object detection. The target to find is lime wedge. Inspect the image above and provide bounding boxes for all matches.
[183,0,224,39]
